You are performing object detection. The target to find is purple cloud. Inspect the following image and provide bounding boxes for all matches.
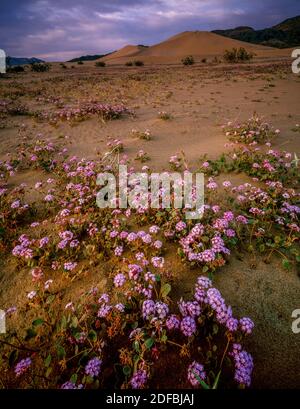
[0,0,299,60]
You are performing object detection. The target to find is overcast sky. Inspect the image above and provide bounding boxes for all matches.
[0,0,299,61]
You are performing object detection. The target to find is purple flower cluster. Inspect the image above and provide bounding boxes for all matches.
[61,381,83,389]
[239,317,254,335]
[230,344,254,387]
[142,300,155,320]
[114,273,126,288]
[128,264,143,280]
[165,315,180,330]
[15,358,32,377]
[85,357,102,377]
[187,361,206,386]
[180,316,197,337]
[178,300,201,318]
[142,300,169,320]
[130,369,148,389]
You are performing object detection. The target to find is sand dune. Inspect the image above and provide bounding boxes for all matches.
[102,31,291,64]
[101,45,147,61]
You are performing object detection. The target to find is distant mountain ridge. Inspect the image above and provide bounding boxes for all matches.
[68,52,114,62]
[6,57,44,66]
[212,15,300,48]
[68,54,105,62]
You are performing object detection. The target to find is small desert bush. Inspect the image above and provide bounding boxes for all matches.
[95,61,106,67]
[125,61,133,66]
[182,56,195,65]
[7,65,25,73]
[134,60,144,66]
[224,48,254,63]
[31,63,50,72]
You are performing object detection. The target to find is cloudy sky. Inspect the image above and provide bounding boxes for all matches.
[0,0,299,61]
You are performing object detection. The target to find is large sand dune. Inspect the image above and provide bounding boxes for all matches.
[102,45,147,61]
[101,31,291,64]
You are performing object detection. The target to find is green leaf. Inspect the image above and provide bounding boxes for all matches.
[133,341,140,352]
[145,338,154,349]
[123,366,132,376]
[85,375,94,384]
[46,294,56,304]
[202,265,208,273]
[212,324,219,335]
[212,370,221,389]
[71,316,78,328]
[8,350,18,367]
[282,259,290,270]
[161,283,171,298]
[32,318,44,327]
[161,335,168,343]
[46,367,52,378]
[44,354,52,368]
[79,351,88,366]
[70,374,78,384]
[192,371,210,389]
[56,345,66,359]
[60,316,67,330]
[88,330,97,342]
[131,321,138,330]
[259,244,265,253]
[25,328,37,340]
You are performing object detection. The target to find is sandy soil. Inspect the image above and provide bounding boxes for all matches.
[0,58,299,388]
[101,31,293,65]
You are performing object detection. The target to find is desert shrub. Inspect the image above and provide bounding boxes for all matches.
[224,48,254,63]
[7,66,25,73]
[77,61,83,65]
[182,55,195,65]
[31,63,50,72]
[125,61,133,66]
[36,102,131,124]
[158,111,172,120]
[134,60,144,66]
[60,63,67,69]
[95,61,106,67]
[131,129,152,140]
[201,58,207,63]
[223,114,278,144]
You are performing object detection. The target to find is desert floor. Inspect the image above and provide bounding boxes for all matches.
[0,59,300,388]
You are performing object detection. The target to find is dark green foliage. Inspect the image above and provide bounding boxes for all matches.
[95,61,106,67]
[182,55,195,65]
[31,63,51,72]
[223,47,254,63]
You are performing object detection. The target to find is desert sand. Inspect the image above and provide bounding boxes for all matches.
[100,31,293,64]
[0,48,299,389]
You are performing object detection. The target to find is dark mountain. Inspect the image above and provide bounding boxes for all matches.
[6,56,44,66]
[212,15,300,48]
[68,54,109,62]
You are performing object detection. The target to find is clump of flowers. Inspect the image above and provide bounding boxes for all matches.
[131,129,152,140]
[14,358,32,377]
[158,111,172,120]
[135,150,150,162]
[223,114,278,144]
[37,101,131,124]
